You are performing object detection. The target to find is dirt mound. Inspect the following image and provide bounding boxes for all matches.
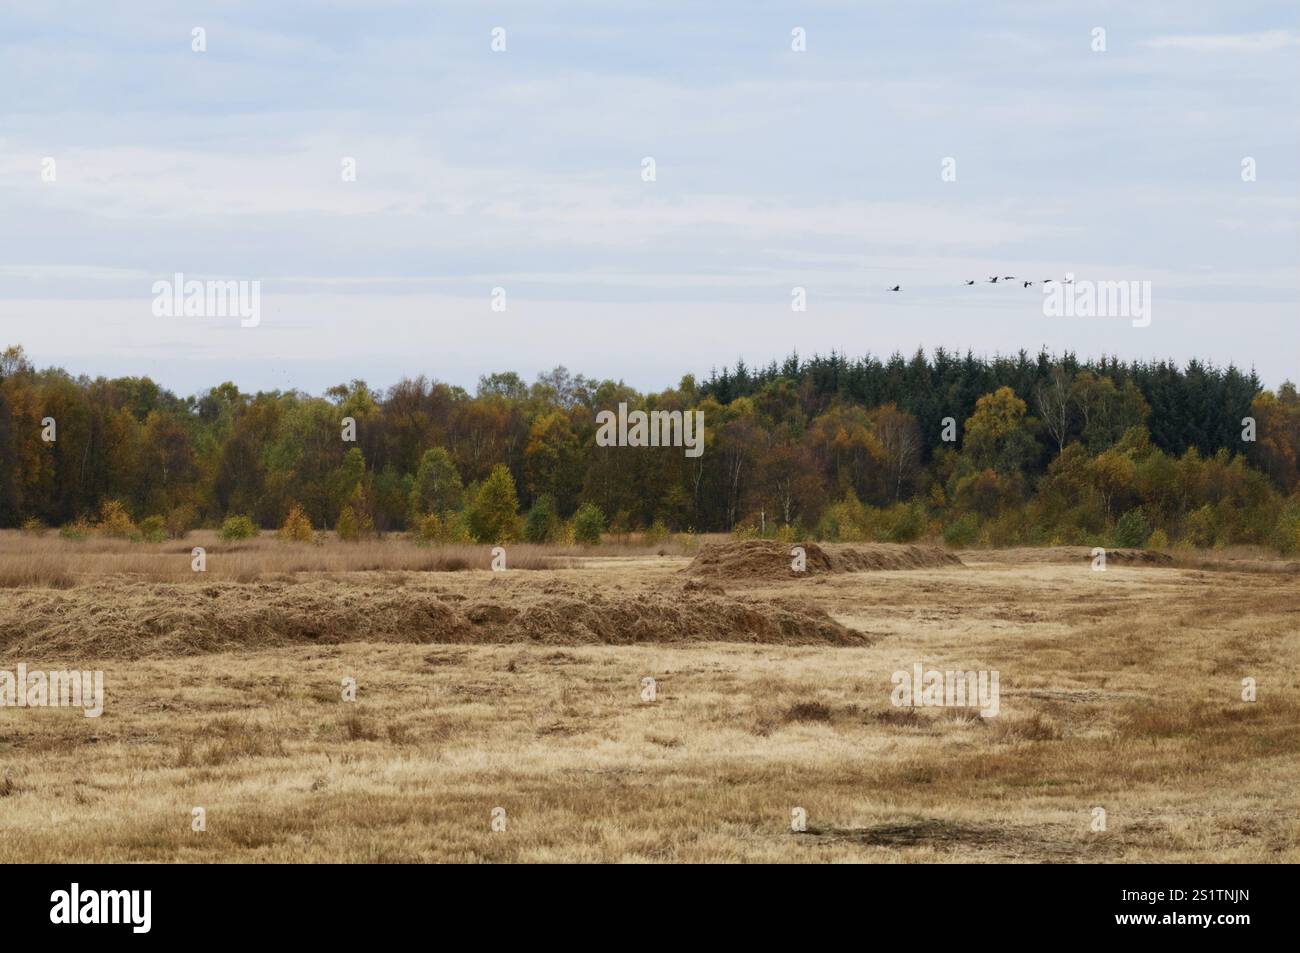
[0,579,867,658]
[683,540,962,580]
[1100,548,1175,565]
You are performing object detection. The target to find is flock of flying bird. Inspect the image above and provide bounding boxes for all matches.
[887,276,1076,292]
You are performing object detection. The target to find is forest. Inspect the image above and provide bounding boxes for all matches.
[2,344,1298,551]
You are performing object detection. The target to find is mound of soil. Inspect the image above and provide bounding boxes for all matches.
[683,540,962,581]
[1099,548,1175,566]
[0,579,868,658]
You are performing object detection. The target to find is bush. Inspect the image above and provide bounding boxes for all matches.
[1271,504,1300,555]
[336,505,374,542]
[1112,507,1153,548]
[813,492,875,542]
[20,517,48,537]
[882,502,928,543]
[336,506,358,541]
[983,507,1043,547]
[572,503,606,545]
[523,495,558,544]
[138,515,167,543]
[97,499,135,538]
[415,511,473,544]
[643,519,671,546]
[278,503,314,542]
[1146,528,1170,550]
[59,518,92,541]
[1180,504,1217,549]
[943,512,981,547]
[409,513,436,544]
[465,465,521,543]
[220,515,258,541]
[607,510,632,541]
[164,504,197,539]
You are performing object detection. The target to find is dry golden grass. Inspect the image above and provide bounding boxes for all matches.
[0,529,709,586]
[0,540,1296,863]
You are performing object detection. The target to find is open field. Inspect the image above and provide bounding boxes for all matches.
[1,536,1297,862]
[0,529,705,587]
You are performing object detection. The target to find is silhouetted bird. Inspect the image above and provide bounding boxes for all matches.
[1041,278,1055,283]
[965,280,976,285]
[1023,280,1033,288]
[1003,276,1016,280]
[1064,277,1074,283]
[889,285,900,292]
[987,276,999,283]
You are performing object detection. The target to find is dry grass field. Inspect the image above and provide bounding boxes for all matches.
[1,530,1297,863]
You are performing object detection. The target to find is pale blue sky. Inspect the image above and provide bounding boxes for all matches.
[1,1,1296,393]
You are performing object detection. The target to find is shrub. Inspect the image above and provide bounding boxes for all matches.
[410,513,441,544]
[164,504,197,539]
[465,465,521,543]
[983,507,1041,547]
[1180,504,1217,549]
[607,510,632,541]
[138,515,167,543]
[552,518,576,546]
[572,503,606,545]
[943,512,981,547]
[20,517,47,537]
[523,495,558,544]
[882,502,928,543]
[1146,528,1170,550]
[1112,507,1153,548]
[813,492,875,542]
[278,503,314,542]
[642,520,670,546]
[414,511,473,544]
[59,518,92,541]
[336,504,374,542]
[220,514,258,541]
[336,506,358,541]
[97,499,135,538]
[1267,502,1300,555]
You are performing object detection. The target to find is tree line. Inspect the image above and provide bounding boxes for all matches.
[2,344,1298,551]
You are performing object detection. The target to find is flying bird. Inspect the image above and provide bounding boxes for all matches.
[1023,280,1033,288]
[965,280,976,285]
[1003,276,1016,280]
[889,285,901,292]
[987,276,999,283]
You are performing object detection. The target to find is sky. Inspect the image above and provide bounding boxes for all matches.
[1,0,1297,397]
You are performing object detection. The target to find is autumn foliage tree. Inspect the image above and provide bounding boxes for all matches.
[1,344,1296,551]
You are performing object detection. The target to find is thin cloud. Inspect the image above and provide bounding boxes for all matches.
[1143,30,1300,52]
